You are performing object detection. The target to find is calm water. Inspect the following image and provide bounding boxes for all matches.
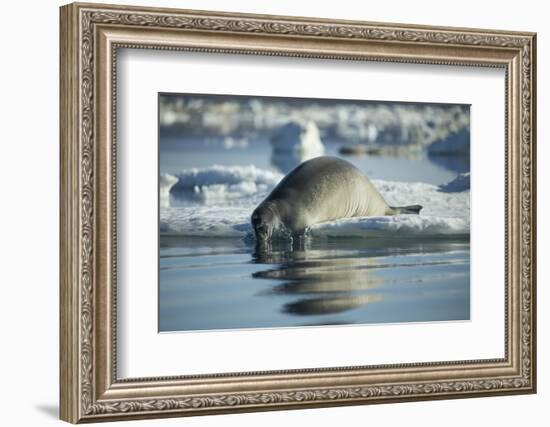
[159,136,467,183]
[159,136,470,332]
[160,237,469,331]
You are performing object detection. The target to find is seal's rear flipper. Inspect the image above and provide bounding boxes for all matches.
[391,205,423,215]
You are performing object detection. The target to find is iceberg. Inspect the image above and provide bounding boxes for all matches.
[270,121,325,173]
[159,173,178,208]
[438,173,470,193]
[170,165,282,206]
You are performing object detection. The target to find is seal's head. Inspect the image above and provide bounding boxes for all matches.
[251,204,280,242]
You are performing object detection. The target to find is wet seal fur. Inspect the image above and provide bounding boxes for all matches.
[251,156,422,242]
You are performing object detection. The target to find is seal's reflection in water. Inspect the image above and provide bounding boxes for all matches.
[253,240,383,317]
[251,238,470,326]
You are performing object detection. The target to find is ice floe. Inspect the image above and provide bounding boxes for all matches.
[160,166,470,239]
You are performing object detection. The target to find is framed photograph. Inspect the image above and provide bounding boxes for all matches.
[59,2,537,423]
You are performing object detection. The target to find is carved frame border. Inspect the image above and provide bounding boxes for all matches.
[60,2,536,423]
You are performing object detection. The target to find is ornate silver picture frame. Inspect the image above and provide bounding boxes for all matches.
[60,2,536,423]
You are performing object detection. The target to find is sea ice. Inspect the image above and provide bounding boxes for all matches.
[160,166,470,240]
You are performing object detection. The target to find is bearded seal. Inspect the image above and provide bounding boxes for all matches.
[251,156,422,241]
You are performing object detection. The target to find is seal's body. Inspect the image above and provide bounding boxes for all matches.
[251,156,422,241]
